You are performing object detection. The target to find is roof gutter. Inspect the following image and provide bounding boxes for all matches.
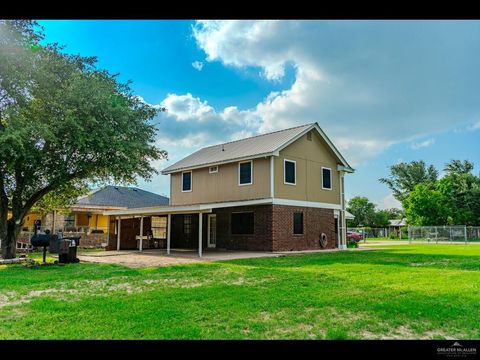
[337,165,355,173]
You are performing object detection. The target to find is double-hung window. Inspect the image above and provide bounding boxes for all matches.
[231,212,254,234]
[293,212,304,234]
[284,159,296,185]
[182,171,192,192]
[238,161,253,186]
[322,167,332,190]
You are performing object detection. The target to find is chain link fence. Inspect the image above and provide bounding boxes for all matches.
[347,227,389,240]
[408,226,480,243]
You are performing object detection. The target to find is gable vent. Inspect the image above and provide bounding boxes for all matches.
[307,131,312,141]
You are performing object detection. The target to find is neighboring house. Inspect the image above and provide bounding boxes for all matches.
[104,122,354,254]
[388,219,407,237]
[17,186,169,248]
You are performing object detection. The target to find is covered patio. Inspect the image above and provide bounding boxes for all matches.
[104,204,216,257]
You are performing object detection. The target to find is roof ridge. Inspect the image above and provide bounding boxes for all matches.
[201,122,315,150]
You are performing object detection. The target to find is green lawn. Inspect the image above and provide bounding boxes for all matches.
[1,245,479,339]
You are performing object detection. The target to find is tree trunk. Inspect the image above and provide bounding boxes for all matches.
[1,220,21,259]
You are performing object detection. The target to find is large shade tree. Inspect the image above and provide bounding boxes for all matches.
[0,21,166,258]
[387,159,480,226]
[379,160,438,202]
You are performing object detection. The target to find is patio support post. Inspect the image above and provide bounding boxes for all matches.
[117,217,121,251]
[198,213,203,257]
[167,214,171,255]
[139,216,143,252]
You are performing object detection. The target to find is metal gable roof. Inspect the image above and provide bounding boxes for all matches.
[161,122,352,174]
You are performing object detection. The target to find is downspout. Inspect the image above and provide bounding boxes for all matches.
[270,155,274,199]
[339,171,347,250]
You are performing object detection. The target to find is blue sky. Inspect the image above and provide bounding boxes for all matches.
[37,20,480,209]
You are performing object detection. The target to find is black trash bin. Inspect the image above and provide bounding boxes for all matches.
[58,237,80,264]
[49,235,60,254]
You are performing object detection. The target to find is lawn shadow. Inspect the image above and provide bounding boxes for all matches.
[221,246,480,272]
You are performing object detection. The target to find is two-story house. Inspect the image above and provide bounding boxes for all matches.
[104,123,354,255]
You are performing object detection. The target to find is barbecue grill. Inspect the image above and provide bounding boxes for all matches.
[31,231,58,263]
[30,231,80,264]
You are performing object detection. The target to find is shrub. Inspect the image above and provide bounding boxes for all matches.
[347,240,359,248]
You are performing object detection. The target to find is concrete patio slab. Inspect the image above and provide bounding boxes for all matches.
[77,247,375,268]
[77,249,281,268]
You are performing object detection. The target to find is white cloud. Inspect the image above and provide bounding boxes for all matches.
[191,60,203,71]
[378,193,402,210]
[410,138,435,150]
[468,121,480,131]
[191,20,480,165]
[153,93,261,169]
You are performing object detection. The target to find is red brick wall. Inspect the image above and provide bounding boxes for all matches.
[213,205,273,251]
[271,205,336,251]
[213,204,336,252]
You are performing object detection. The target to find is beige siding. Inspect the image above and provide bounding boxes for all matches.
[274,131,341,204]
[170,157,271,205]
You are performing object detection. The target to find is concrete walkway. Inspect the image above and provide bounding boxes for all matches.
[77,247,374,268]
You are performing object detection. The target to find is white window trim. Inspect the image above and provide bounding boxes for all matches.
[209,166,218,174]
[238,160,253,186]
[283,159,296,186]
[321,167,332,190]
[181,171,192,192]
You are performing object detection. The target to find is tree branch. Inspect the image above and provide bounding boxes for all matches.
[0,174,7,214]
[20,171,85,220]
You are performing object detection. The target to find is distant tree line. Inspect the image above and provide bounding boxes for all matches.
[346,196,403,228]
[380,160,480,226]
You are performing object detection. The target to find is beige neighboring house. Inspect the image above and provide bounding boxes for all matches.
[104,122,354,255]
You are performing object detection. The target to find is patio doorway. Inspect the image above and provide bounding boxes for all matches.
[207,214,217,248]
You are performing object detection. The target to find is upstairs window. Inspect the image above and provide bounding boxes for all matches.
[284,159,296,185]
[293,212,304,234]
[322,167,332,190]
[182,171,192,192]
[238,161,252,185]
[209,166,218,173]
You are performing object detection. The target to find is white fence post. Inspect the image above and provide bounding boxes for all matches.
[465,225,468,244]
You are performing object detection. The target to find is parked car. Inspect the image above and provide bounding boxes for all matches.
[347,231,364,242]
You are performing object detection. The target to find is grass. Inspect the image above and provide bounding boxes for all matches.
[1,244,479,339]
